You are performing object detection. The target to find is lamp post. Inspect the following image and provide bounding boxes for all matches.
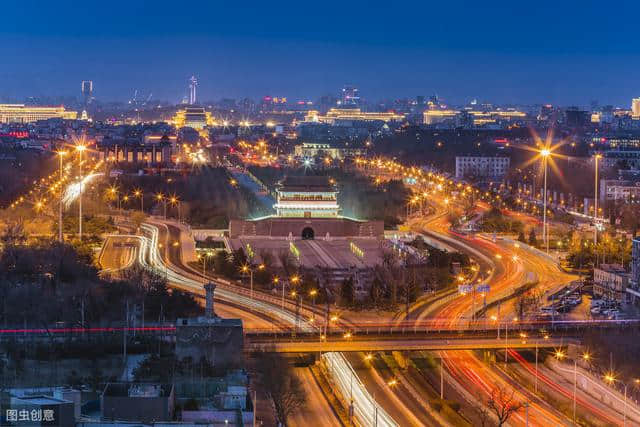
[594,153,602,247]
[199,251,213,283]
[273,276,283,309]
[241,263,266,300]
[540,148,551,253]
[290,274,300,307]
[133,189,144,212]
[75,143,87,240]
[156,193,166,219]
[56,150,67,242]
[170,196,181,222]
[604,373,629,427]
[505,317,517,364]
[108,186,119,212]
[555,350,590,424]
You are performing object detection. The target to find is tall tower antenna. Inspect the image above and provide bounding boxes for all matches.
[189,76,198,105]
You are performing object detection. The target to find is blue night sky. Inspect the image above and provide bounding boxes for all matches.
[1,0,639,106]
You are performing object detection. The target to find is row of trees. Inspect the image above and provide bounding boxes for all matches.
[479,207,524,234]
[111,166,269,227]
[0,241,200,331]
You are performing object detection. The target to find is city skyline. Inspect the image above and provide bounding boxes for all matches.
[1,1,640,105]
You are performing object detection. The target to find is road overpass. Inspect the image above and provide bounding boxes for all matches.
[245,336,574,353]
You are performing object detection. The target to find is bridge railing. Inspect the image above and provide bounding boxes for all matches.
[243,317,640,337]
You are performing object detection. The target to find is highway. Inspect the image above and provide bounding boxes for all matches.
[356,160,638,426]
[413,203,576,426]
[355,163,578,425]
[101,221,364,427]
[98,235,138,274]
[410,195,640,426]
[289,367,342,427]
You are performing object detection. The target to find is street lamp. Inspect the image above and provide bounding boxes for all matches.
[56,150,67,242]
[594,153,602,247]
[199,251,213,282]
[75,143,87,240]
[540,148,551,253]
[169,195,181,222]
[133,189,144,212]
[108,186,119,211]
[604,372,629,427]
[155,193,167,219]
[273,276,284,309]
[241,263,266,300]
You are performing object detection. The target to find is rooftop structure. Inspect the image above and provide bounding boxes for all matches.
[0,104,77,123]
[176,284,243,367]
[274,175,340,218]
[173,106,214,130]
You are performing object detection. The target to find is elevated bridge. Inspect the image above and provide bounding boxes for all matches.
[244,336,574,353]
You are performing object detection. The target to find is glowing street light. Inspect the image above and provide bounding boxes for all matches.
[133,189,144,212]
[56,150,67,242]
[603,372,630,426]
[539,147,552,253]
[75,143,87,240]
[594,153,602,249]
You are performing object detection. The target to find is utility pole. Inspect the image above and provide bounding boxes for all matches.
[440,358,444,399]
[123,300,129,366]
[57,151,66,242]
[253,390,257,426]
[504,321,508,364]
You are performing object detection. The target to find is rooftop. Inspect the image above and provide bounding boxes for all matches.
[103,383,173,398]
[278,175,335,192]
[596,263,628,274]
[11,396,70,406]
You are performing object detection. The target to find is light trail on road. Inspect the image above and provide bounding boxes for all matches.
[136,222,399,427]
[323,352,397,427]
[62,172,103,207]
[508,349,626,426]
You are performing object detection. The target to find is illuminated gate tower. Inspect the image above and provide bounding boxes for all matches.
[274,176,340,218]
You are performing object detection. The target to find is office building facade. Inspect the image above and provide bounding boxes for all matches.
[455,156,510,179]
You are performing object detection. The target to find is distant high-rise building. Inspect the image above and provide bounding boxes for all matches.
[632,98,640,118]
[189,76,197,105]
[565,107,589,128]
[340,85,360,107]
[81,80,93,105]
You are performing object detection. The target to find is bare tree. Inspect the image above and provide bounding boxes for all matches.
[473,404,491,427]
[255,353,306,425]
[487,386,523,427]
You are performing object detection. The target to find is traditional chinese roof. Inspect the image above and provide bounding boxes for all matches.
[278,175,334,192]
